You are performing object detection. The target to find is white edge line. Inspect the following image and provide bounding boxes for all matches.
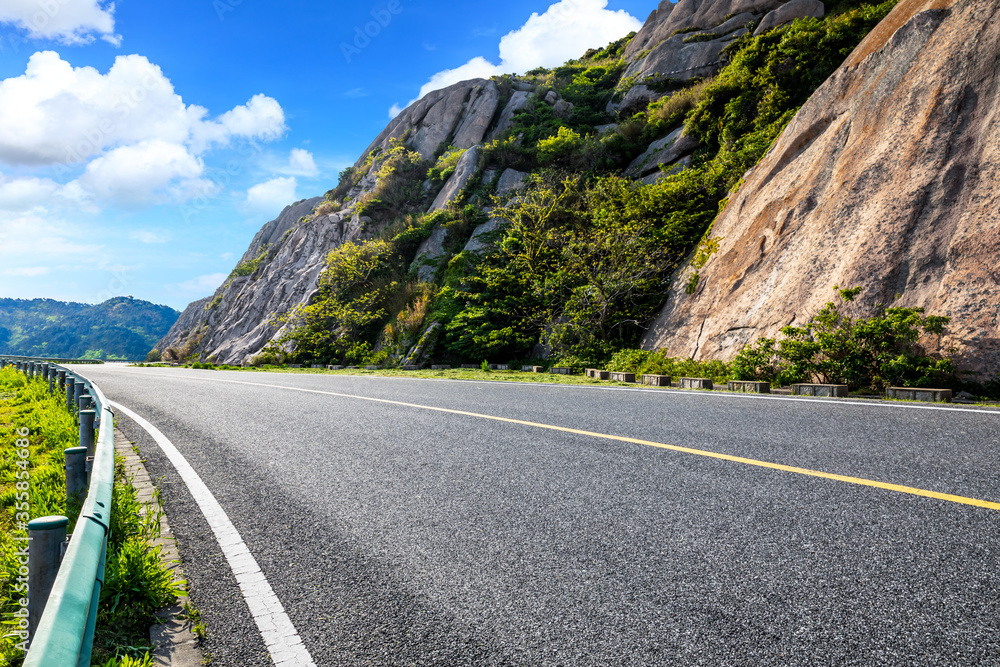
[109,401,316,667]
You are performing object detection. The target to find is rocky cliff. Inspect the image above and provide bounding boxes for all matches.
[156,0,843,366]
[643,0,1000,379]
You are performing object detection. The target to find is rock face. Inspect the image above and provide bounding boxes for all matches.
[155,197,376,363]
[619,0,821,112]
[626,126,701,180]
[359,79,499,162]
[429,146,481,212]
[754,0,824,35]
[643,0,1000,378]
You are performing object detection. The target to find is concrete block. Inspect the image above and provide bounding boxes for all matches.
[287,364,301,368]
[643,374,671,387]
[461,364,480,369]
[680,377,713,390]
[401,365,420,371]
[791,383,849,398]
[593,370,611,381]
[887,387,952,403]
[327,365,343,370]
[311,364,324,369]
[364,365,378,370]
[431,365,450,370]
[610,372,636,383]
[532,366,544,373]
[549,367,572,375]
[489,364,509,371]
[728,380,771,394]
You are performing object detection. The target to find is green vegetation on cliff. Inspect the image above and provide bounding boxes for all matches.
[280,4,914,374]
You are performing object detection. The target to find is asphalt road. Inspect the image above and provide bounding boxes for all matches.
[73,365,1000,666]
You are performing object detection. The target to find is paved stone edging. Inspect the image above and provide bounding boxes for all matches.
[114,429,203,667]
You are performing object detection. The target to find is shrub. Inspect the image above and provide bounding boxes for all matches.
[731,287,955,392]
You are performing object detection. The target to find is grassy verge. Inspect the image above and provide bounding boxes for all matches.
[0,368,182,667]
[0,367,76,667]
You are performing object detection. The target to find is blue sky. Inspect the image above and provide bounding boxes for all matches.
[0,0,653,311]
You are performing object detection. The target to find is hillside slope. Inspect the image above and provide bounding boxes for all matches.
[0,296,179,360]
[643,0,1000,380]
[155,0,984,380]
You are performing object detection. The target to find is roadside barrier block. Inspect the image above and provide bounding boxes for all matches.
[549,367,572,375]
[728,380,771,394]
[327,365,343,370]
[311,364,324,369]
[364,365,378,370]
[401,365,420,371]
[593,370,611,381]
[792,383,849,398]
[887,387,952,403]
[346,365,360,369]
[610,372,636,383]
[431,365,450,370]
[532,366,544,373]
[680,377,713,390]
[489,364,509,371]
[643,374,671,387]
[461,364,479,369]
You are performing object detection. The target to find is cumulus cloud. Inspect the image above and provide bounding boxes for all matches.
[78,139,214,206]
[390,0,641,117]
[287,148,318,176]
[240,177,297,217]
[0,52,286,168]
[0,0,120,45]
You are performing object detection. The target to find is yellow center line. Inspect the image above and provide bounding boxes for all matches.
[125,372,1000,513]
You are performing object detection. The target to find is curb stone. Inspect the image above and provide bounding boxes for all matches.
[115,428,204,667]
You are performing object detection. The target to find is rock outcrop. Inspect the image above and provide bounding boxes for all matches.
[359,79,499,162]
[618,0,825,112]
[643,0,1000,378]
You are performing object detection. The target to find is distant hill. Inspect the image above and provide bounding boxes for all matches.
[0,296,180,361]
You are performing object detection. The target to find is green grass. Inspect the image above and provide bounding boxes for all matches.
[0,367,183,667]
[0,368,76,667]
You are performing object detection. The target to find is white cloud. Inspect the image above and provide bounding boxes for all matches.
[391,0,641,115]
[0,176,61,210]
[287,148,318,176]
[0,0,120,45]
[78,139,212,206]
[240,177,297,217]
[0,210,103,261]
[0,52,287,168]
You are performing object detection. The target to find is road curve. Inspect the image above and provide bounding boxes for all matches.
[73,365,1000,666]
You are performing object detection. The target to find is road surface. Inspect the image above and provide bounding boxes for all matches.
[73,364,1000,666]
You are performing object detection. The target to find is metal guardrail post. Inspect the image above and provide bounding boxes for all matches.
[79,410,96,459]
[65,447,89,507]
[66,379,76,413]
[27,516,69,638]
[57,370,66,392]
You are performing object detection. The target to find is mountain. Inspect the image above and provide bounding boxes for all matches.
[643,0,1000,381]
[0,296,180,361]
[156,0,994,380]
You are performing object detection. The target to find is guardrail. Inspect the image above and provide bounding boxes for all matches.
[1,356,114,666]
